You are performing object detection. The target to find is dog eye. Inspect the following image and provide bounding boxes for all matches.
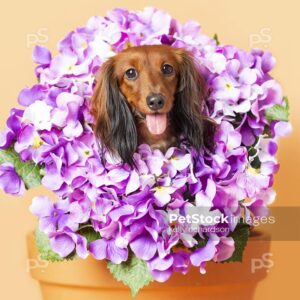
[125,68,138,80]
[162,64,174,75]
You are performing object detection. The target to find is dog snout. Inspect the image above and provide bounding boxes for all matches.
[146,93,165,111]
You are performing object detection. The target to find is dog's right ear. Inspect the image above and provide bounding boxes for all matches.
[90,58,137,166]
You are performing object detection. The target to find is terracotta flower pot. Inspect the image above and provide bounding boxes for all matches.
[27,231,270,300]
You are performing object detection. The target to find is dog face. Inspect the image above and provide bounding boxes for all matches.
[115,45,179,133]
[91,45,214,166]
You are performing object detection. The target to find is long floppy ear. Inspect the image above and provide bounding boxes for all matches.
[90,58,137,166]
[171,49,216,152]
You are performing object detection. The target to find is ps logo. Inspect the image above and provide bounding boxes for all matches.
[251,252,274,273]
[26,254,49,272]
[249,28,272,48]
[26,28,49,48]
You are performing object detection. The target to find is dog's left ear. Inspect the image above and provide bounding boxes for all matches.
[172,49,216,152]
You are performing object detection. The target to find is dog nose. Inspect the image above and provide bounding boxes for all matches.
[146,94,165,111]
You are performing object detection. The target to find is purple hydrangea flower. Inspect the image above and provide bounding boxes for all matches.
[49,227,88,258]
[30,196,71,233]
[89,238,128,264]
[0,163,25,195]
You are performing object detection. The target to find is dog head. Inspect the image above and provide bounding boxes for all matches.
[91,45,213,166]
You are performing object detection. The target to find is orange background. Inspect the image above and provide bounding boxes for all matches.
[0,0,299,299]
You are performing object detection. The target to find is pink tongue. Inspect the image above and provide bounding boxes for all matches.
[146,113,167,135]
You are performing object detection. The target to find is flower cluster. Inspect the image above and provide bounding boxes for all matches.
[0,7,291,282]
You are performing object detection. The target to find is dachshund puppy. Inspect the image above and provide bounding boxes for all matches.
[91,45,214,166]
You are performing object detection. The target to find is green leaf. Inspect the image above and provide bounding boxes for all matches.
[0,147,43,189]
[0,147,16,163]
[17,161,43,189]
[224,222,250,262]
[250,155,261,169]
[107,254,153,298]
[191,235,207,252]
[283,96,289,110]
[77,225,101,245]
[35,227,64,262]
[265,97,290,122]
[213,33,220,45]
